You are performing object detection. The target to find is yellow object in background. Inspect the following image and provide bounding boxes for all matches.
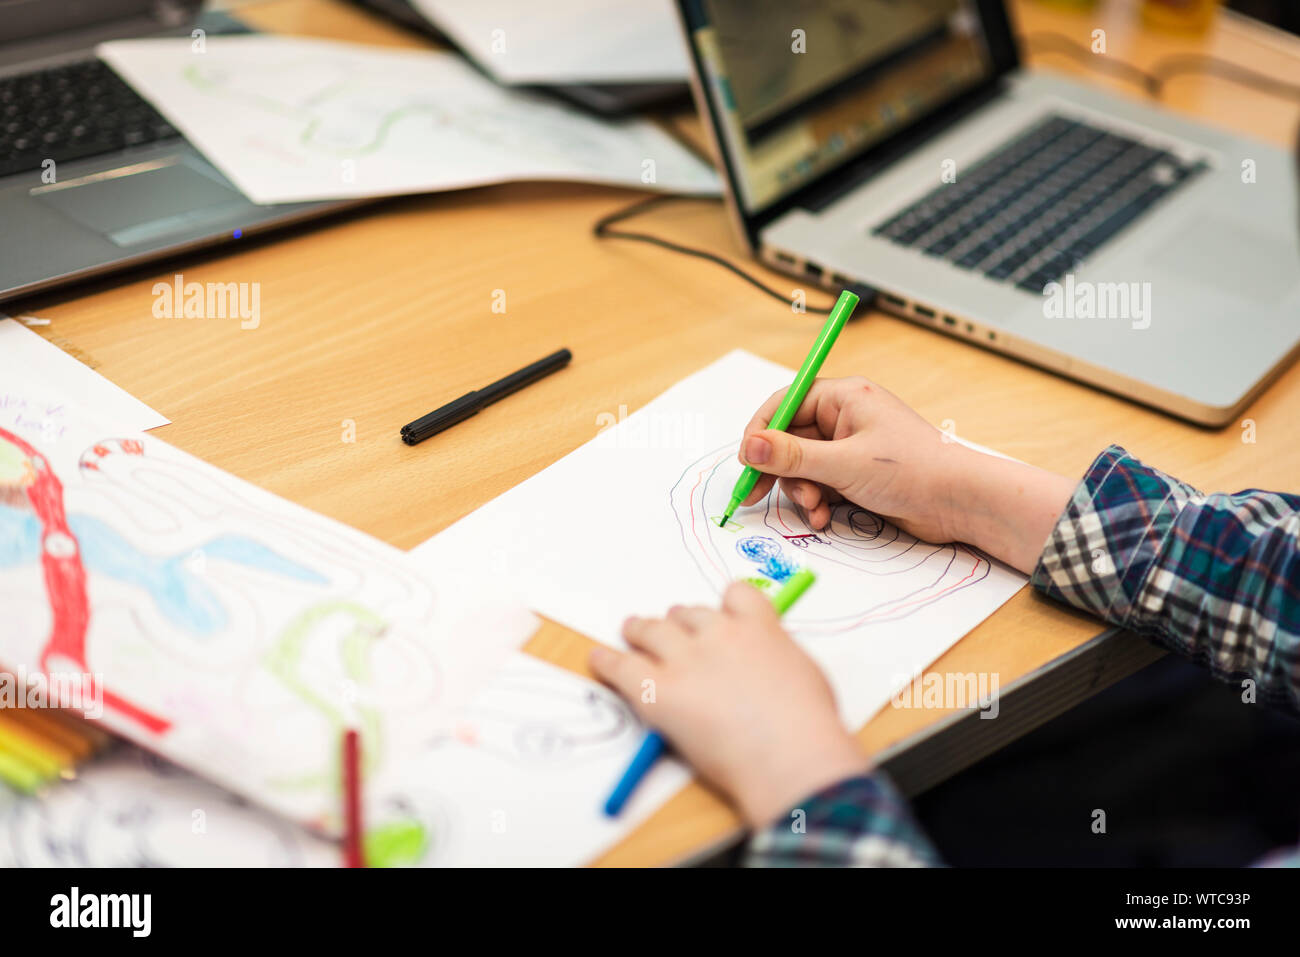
[0,679,113,793]
[0,747,44,794]
[1143,0,1222,32]
[6,705,103,760]
[0,714,69,779]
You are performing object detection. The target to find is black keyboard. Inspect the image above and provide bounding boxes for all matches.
[872,114,1206,294]
[0,58,180,180]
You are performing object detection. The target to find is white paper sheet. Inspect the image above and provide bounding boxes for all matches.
[410,0,689,84]
[384,653,690,866]
[96,36,717,205]
[0,391,536,833]
[0,655,687,867]
[0,318,169,432]
[411,350,1028,730]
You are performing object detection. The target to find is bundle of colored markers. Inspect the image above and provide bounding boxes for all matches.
[0,674,112,793]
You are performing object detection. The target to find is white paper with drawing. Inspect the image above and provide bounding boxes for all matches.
[96,36,718,205]
[0,655,686,868]
[412,350,1027,729]
[0,386,536,834]
[385,653,690,866]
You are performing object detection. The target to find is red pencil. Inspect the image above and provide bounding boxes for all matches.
[343,729,365,868]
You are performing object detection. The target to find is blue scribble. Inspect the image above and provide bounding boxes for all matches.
[0,503,328,636]
[735,534,800,583]
[736,536,781,562]
[759,552,799,583]
[0,504,40,566]
[199,535,329,586]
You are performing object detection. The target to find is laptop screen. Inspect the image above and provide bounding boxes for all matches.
[686,0,997,215]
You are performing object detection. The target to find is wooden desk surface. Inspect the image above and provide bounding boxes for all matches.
[12,0,1300,866]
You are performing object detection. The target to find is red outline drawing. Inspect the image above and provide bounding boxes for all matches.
[0,427,170,734]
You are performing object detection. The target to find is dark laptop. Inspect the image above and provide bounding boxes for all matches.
[0,0,352,304]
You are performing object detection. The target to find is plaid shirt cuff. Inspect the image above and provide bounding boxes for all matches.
[745,772,942,868]
[1031,444,1300,712]
[1031,444,1202,628]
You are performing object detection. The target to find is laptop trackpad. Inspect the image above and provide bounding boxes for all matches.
[1151,216,1298,302]
[33,158,248,247]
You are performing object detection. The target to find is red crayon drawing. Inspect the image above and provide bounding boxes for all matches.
[0,427,170,734]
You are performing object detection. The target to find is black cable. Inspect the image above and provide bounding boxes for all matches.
[593,194,839,314]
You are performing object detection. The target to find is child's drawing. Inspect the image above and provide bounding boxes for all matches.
[0,422,498,832]
[429,656,634,767]
[671,443,994,634]
[0,656,669,869]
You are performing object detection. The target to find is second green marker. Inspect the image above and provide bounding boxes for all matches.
[719,289,861,527]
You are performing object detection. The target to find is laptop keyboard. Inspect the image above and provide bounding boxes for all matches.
[0,58,179,180]
[871,114,1206,294]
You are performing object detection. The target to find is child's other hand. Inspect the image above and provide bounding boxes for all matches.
[739,376,966,544]
[589,582,869,829]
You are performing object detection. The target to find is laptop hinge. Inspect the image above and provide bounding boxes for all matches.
[151,1,195,29]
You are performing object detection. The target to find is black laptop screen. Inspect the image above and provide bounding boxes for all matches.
[688,0,997,215]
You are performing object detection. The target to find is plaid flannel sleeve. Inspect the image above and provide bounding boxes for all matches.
[1030,444,1300,714]
[745,772,942,867]
[744,768,1300,868]
[746,446,1300,868]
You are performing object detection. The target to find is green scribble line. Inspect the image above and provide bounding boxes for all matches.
[181,64,436,158]
[300,106,431,158]
[265,599,386,792]
[365,818,429,869]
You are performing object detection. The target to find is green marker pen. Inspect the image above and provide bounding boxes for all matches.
[769,566,817,614]
[720,289,861,527]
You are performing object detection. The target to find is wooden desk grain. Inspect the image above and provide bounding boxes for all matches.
[10,0,1300,866]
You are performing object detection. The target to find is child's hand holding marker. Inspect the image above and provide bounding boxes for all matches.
[737,375,964,544]
[589,581,868,828]
[590,372,1072,826]
[594,288,1074,823]
[591,284,1079,830]
[736,376,1076,575]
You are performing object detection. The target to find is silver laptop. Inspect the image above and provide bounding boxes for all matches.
[675,0,1300,425]
[0,0,352,305]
